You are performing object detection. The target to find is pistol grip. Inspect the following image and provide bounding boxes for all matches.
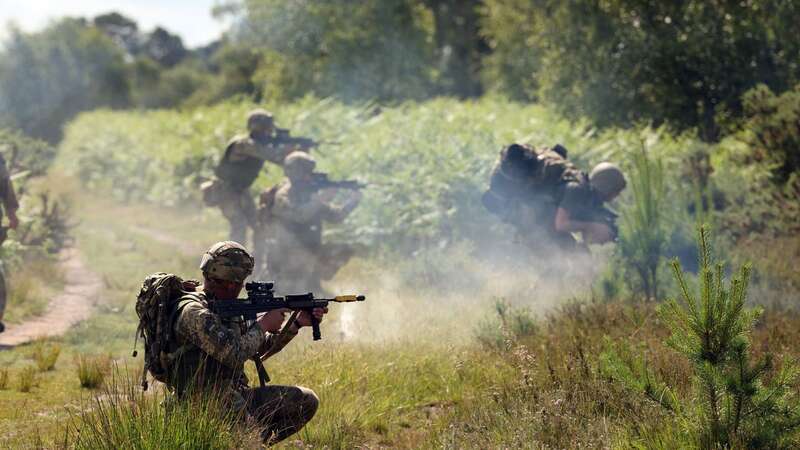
[311,315,321,341]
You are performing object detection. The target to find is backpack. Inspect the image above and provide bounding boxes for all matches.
[132,272,200,390]
[482,143,583,223]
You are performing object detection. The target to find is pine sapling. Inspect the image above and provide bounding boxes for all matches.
[660,226,800,448]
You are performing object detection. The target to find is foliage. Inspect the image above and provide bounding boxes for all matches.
[60,97,712,255]
[659,227,800,448]
[0,19,130,142]
[618,142,668,300]
[230,0,437,102]
[480,0,800,140]
[734,83,800,182]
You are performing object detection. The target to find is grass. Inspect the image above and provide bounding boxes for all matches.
[0,368,7,390]
[17,366,38,393]
[0,169,798,448]
[32,340,61,371]
[3,255,61,323]
[76,355,111,389]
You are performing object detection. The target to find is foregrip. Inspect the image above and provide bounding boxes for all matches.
[311,314,322,341]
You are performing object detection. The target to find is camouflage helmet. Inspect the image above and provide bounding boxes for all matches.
[246,109,274,132]
[199,241,254,283]
[589,162,626,198]
[283,151,316,179]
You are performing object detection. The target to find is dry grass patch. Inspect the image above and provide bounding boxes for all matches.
[76,355,111,389]
[17,366,39,392]
[32,340,62,371]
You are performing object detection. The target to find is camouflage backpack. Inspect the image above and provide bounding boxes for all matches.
[482,143,584,224]
[132,272,200,390]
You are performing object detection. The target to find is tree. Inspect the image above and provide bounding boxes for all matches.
[481,0,800,140]
[0,20,130,142]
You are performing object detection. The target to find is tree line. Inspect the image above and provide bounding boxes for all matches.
[1,1,799,157]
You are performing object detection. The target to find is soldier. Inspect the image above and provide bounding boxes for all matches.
[483,144,624,253]
[553,162,626,245]
[0,152,20,333]
[168,241,326,444]
[258,152,361,293]
[206,110,312,245]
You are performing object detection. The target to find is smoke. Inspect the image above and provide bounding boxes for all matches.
[324,234,611,344]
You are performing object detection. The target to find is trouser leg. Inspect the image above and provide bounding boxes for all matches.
[219,190,256,245]
[0,261,7,325]
[245,385,320,444]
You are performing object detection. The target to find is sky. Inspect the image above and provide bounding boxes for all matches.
[0,0,230,48]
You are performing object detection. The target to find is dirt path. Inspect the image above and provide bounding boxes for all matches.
[0,247,101,348]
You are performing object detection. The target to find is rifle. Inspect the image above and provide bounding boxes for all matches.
[211,281,365,341]
[310,173,367,191]
[274,128,340,150]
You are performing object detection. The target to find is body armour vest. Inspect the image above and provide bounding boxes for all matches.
[215,136,272,192]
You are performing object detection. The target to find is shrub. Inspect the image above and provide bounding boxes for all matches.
[17,366,38,393]
[32,341,61,371]
[76,355,111,389]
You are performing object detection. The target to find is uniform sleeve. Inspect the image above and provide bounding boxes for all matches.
[559,182,589,216]
[175,302,265,369]
[1,177,18,212]
[259,327,299,360]
[230,138,298,165]
[0,157,17,212]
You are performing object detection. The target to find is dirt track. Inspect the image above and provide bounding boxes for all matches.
[0,247,100,348]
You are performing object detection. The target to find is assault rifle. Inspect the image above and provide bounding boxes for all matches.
[310,172,367,191]
[275,128,340,150]
[211,282,365,340]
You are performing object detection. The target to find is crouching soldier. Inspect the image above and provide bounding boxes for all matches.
[168,241,326,444]
[257,152,361,293]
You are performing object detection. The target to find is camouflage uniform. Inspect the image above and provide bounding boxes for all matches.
[167,241,319,444]
[212,111,300,245]
[260,153,360,293]
[214,135,298,244]
[0,154,19,331]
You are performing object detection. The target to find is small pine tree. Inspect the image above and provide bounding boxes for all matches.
[660,226,800,448]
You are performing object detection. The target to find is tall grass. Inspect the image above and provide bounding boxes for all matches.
[17,366,38,393]
[60,372,262,450]
[0,368,8,390]
[32,340,61,371]
[618,141,668,300]
[76,355,111,389]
